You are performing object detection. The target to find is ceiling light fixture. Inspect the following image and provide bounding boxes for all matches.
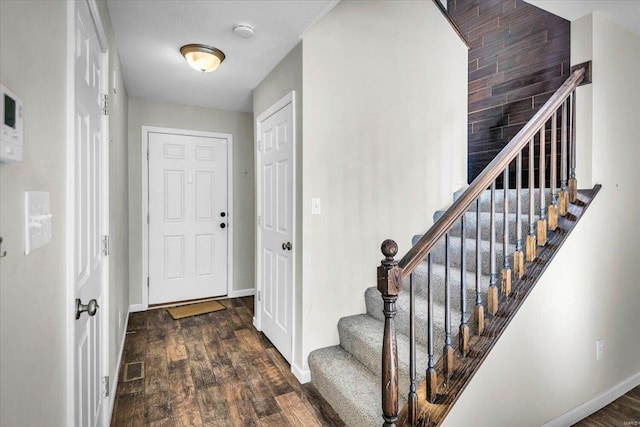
[180,44,226,73]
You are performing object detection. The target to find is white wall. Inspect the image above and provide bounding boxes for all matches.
[443,13,640,426]
[253,43,304,369]
[0,0,130,423]
[128,97,254,305]
[300,0,468,371]
[0,2,68,425]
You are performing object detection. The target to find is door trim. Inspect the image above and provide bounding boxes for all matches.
[253,91,296,357]
[65,0,110,425]
[141,126,234,310]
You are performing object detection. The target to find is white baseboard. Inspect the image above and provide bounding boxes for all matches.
[229,288,255,298]
[106,305,130,426]
[543,372,640,427]
[129,303,145,313]
[292,362,311,384]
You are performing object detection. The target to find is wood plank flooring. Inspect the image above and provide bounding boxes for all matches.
[573,386,640,427]
[110,297,345,427]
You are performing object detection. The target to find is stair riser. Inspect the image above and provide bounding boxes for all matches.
[457,188,553,214]
[366,287,466,348]
[430,238,515,276]
[429,211,536,242]
[309,347,386,427]
[406,265,489,306]
[338,316,429,398]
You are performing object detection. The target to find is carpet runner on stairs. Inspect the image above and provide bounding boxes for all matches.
[308,188,552,427]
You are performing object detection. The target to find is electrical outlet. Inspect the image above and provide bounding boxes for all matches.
[596,339,604,361]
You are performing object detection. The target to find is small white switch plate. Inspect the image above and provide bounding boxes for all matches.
[596,339,604,361]
[25,191,52,255]
[311,198,321,215]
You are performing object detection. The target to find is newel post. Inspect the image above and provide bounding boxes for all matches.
[378,239,403,427]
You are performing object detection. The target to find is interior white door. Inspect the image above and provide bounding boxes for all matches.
[73,1,107,426]
[259,102,294,363]
[148,132,228,305]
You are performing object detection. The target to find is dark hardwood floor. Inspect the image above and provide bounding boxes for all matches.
[110,296,345,427]
[573,386,640,427]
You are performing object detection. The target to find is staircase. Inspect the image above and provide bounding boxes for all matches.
[309,189,544,426]
[309,66,596,426]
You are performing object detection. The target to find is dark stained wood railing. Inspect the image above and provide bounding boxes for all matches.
[377,65,588,426]
[430,0,471,49]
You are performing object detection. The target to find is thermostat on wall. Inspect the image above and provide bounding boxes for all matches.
[0,83,23,163]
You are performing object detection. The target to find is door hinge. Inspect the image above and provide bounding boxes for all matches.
[257,290,261,301]
[147,149,149,160]
[102,235,109,256]
[258,215,261,226]
[102,94,109,116]
[258,140,262,152]
[102,376,110,397]
[147,213,150,224]
[147,277,150,288]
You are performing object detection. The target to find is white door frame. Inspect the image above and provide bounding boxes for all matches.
[65,0,110,425]
[141,126,234,310]
[253,91,296,351]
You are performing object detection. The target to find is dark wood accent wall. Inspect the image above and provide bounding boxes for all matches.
[447,0,570,184]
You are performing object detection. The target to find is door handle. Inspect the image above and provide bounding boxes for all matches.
[75,298,99,319]
[282,242,292,251]
[220,212,226,217]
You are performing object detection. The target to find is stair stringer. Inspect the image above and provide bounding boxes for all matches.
[397,186,601,426]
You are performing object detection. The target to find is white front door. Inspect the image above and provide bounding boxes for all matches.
[73,1,108,426]
[148,131,229,305]
[258,98,294,363]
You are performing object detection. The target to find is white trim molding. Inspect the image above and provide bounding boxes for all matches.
[229,288,255,298]
[543,372,640,427]
[140,126,234,310]
[105,305,130,427]
[129,303,145,313]
[292,362,311,384]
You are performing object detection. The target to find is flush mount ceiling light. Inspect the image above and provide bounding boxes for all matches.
[180,44,226,73]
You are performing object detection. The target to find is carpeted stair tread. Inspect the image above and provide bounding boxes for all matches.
[365,287,449,347]
[428,210,538,241]
[309,345,406,427]
[408,262,490,305]
[458,188,552,214]
[309,187,557,426]
[338,314,429,395]
[428,236,515,275]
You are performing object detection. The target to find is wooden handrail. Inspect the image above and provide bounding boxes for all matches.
[397,67,586,280]
[431,0,471,49]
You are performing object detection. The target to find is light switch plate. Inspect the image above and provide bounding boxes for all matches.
[311,198,321,215]
[25,191,52,255]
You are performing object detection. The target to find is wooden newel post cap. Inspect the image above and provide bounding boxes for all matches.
[379,239,401,295]
[381,239,398,266]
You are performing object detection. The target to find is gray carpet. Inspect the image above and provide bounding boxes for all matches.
[309,188,540,426]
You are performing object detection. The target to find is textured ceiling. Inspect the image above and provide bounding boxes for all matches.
[107,0,338,113]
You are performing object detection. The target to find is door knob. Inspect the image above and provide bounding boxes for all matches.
[220,223,226,229]
[75,298,99,319]
[282,241,292,251]
[220,212,226,217]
